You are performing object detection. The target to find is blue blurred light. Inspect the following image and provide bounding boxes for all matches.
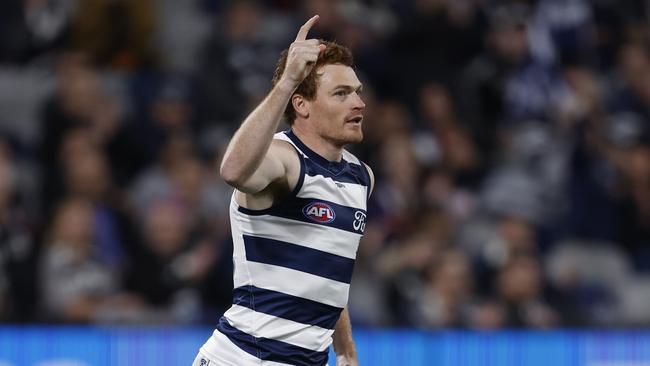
[1,327,650,366]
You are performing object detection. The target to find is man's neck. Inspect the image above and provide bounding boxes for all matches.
[292,125,343,162]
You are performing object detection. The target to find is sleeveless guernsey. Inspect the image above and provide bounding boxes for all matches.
[201,130,370,366]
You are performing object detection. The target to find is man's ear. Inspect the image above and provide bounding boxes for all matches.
[292,94,309,119]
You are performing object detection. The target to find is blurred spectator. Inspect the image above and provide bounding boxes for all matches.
[490,254,559,328]
[299,0,343,40]
[133,74,203,162]
[559,66,605,130]
[416,83,482,186]
[67,0,158,70]
[371,133,422,237]
[545,240,627,326]
[0,0,74,64]
[362,99,411,151]
[0,0,34,64]
[416,250,475,328]
[155,0,211,73]
[0,138,36,321]
[607,41,650,117]
[317,0,396,84]
[196,0,291,128]
[386,0,485,103]
[39,53,146,213]
[127,132,232,318]
[377,211,451,325]
[39,197,144,323]
[61,145,138,270]
[527,0,596,66]
[566,49,650,265]
[421,168,477,224]
[609,137,650,266]
[129,133,230,228]
[459,3,569,163]
[125,199,217,324]
[347,221,392,327]
[464,216,538,297]
[458,3,529,161]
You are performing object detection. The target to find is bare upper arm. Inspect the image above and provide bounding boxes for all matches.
[232,139,301,195]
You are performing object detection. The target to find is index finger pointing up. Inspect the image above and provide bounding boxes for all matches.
[295,15,319,41]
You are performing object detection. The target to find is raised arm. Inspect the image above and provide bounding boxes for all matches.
[219,15,325,193]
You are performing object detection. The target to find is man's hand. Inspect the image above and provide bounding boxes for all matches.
[280,15,326,88]
[336,355,358,366]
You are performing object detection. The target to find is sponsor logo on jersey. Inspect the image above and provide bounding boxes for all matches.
[353,210,366,232]
[303,202,336,223]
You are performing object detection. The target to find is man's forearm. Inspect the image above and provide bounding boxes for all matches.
[219,80,296,185]
[333,308,357,359]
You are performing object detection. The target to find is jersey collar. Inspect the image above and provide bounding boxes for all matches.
[285,129,348,174]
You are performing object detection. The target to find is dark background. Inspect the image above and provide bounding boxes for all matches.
[0,0,649,329]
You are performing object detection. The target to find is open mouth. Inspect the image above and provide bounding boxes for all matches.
[346,116,363,124]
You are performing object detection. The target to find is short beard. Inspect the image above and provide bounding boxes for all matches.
[326,131,363,147]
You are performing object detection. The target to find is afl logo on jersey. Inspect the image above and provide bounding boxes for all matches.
[303,202,336,223]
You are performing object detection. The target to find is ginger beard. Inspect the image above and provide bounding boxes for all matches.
[307,64,365,147]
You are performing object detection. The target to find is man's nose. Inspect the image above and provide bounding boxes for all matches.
[353,92,365,110]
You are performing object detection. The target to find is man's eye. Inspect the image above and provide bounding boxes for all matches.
[335,90,347,96]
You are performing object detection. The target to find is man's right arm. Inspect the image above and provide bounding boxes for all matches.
[219,15,324,194]
[218,81,298,193]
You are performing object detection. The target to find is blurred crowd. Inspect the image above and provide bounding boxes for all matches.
[0,0,649,329]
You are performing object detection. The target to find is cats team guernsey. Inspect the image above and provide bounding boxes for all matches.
[199,130,371,365]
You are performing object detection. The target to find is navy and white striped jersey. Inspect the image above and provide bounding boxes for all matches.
[205,130,370,366]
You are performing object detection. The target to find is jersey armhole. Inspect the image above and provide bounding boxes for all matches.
[235,141,305,216]
[288,144,305,198]
[359,162,372,199]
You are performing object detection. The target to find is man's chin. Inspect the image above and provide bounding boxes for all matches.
[350,134,363,143]
[326,129,363,147]
[341,131,363,145]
